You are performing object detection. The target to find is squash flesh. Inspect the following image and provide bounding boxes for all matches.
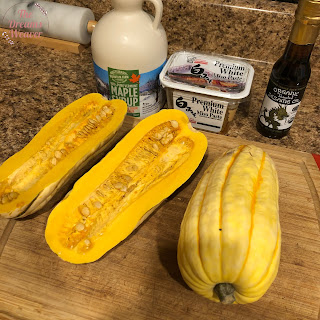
[45,110,208,264]
[177,145,281,304]
[0,94,127,218]
[60,122,193,251]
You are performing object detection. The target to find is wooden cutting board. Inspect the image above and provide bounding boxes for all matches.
[0,116,319,320]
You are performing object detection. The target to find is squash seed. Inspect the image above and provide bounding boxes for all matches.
[96,115,101,122]
[152,143,159,151]
[121,185,128,192]
[93,201,102,209]
[170,120,179,128]
[65,142,75,149]
[75,223,85,232]
[81,207,90,217]
[96,190,105,197]
[103,106,112,114]
[1,195,8,204]
[127,184,136,192]
[86,126,94,132]
[9,192,19,200]
[161,133,174,145]
[100,111,107,118]
[154,132,163,140]
[60,148,67,154]
[65,133,76,143]
[51,158,57,166]
[38,150,47,160]
[123,175,132,182]
[84,239,91,246]
[114,182,124,190]
[127,164,139,172]
[89,119,97,125]
[54,150,62,159]
[161,137,169,145]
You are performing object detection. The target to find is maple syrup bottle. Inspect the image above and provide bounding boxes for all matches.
[256,0,320,138]
[91,0,168,118]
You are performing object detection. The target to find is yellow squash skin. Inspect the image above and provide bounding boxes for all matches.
[177,145,281,304]
[0,94,127,218]
[45,109,208,264]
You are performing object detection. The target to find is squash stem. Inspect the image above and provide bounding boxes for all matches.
[214,283,235,304]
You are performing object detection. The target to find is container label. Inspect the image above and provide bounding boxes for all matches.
[258,79,306,130]
[165,53,249,93]
[173,90,228,132]
[108,68,140,109]
[93,61,166,118]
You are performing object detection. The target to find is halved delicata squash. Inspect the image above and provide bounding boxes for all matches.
[45,109,208,264]
[0,93,127,218]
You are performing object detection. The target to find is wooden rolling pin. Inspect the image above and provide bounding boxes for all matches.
[0,0,98,52]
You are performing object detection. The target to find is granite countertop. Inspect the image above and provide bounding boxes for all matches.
[0,39,319,163]
[0,0,319,162]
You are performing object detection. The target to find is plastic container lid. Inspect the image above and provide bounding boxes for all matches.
[160,51,254,100]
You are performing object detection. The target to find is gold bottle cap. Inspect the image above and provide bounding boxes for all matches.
[295,0,320,25]
[290,0,320,44]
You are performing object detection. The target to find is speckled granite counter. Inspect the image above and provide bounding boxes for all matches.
[52,0,320,70]
[0,0,319,164]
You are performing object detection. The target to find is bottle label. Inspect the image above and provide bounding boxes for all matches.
[165,52,250,93]
[172,90,228,133]
[93,61,166,118]
[108,67,140,111]
[258,79,306,130]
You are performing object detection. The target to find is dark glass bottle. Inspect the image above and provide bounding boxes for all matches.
[257,0,320,139]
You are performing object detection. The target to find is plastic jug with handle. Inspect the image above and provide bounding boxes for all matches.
[91,0,168,118]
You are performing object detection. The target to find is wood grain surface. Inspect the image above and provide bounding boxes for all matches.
[0,116,319,320]
[0,28,86,54]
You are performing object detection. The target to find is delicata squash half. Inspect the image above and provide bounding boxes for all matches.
[45,109,208,264]
[0,93,127,219]
[178,145,281,304]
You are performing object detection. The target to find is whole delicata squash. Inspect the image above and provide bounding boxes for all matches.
[45,109,208,264]
[178,145,281,304]
[0,94,127,219]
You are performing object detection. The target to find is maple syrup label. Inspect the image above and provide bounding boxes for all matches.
[172,90,228,133]
[93,61,166,118]
[108,67,140,112]
[258,79,306,130]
